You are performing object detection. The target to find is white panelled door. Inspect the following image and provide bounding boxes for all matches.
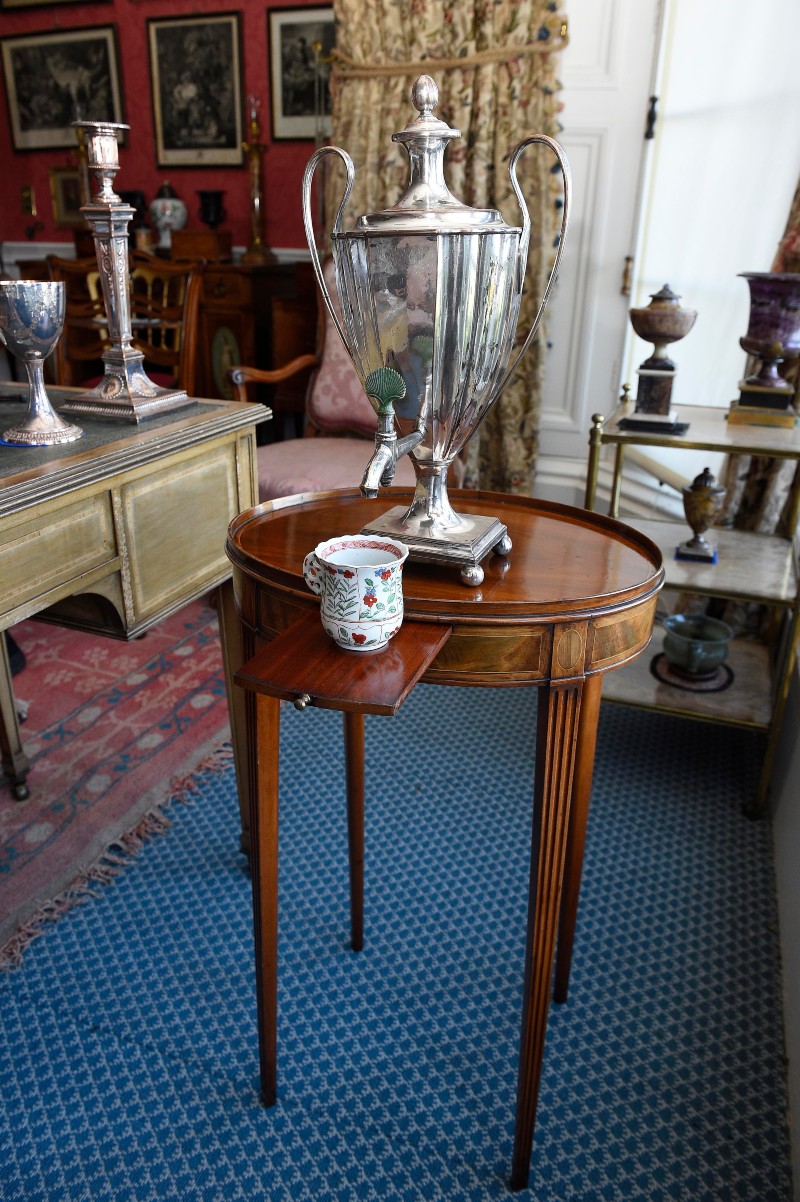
[534,0,662,482]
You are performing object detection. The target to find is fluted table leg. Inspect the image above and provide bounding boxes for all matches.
[510,676,586,1191]
[554,672,603,1003]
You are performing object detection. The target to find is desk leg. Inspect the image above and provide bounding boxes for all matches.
[554,673,602,1004]
[252,691,281,1107]
[0,634,30,801]
[344,712,365,952]
[510,678,585,1192]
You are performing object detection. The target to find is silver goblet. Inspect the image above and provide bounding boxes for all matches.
[0,280,83,446]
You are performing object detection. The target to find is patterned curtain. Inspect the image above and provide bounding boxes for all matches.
[322,0,568,493]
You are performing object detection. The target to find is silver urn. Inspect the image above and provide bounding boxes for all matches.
[302,75,571,585]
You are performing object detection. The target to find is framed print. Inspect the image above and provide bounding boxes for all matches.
[48,167,84,228]
[0,0,110,8]
[147,13,243,168]
[268,6,334,141]
[1,26,124,151]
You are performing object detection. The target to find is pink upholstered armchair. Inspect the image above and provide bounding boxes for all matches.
[227,261,418,502]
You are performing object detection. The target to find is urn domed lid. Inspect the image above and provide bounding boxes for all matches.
[683,466,725,498]
[347,76,517,237]
[648,284,682,307]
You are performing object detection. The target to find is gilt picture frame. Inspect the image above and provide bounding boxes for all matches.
[147,13,244,168]
[48,167,85,229]
[268,6,334,141]
[0,0,110,8]
[0,26,124,151]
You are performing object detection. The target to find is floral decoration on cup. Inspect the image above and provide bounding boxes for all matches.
[302,534,409,652]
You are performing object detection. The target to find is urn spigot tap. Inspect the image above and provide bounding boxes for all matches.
[359,368,427,497]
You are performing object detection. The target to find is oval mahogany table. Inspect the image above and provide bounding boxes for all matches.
[225,486,664,1192]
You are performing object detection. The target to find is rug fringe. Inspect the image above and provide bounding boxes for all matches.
[1,741,234,972]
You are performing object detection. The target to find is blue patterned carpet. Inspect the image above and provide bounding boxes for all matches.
[0,683,792,1201]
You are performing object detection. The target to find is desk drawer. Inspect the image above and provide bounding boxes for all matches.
[1,493,117,620]
[203,270,252,308]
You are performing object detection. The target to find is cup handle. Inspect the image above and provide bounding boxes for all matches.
[302,550,322,595]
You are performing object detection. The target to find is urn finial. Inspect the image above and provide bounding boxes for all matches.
[412,75,438,116]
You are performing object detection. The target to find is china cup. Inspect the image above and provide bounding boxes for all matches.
[303,534,409,651]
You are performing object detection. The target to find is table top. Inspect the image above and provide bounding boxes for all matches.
[227,488,664,626]
[599,401,800,457]
[0,383,270,517]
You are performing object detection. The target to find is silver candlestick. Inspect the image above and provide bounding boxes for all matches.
[0,280,83,446]
[59,120,193,423]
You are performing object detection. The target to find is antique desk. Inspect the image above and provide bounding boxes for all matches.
[226,487,664,1190]
[0,384,269,801]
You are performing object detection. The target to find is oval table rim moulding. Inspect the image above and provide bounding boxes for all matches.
[226,486,664,628]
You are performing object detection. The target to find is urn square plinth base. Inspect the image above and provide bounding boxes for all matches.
[360,506,510,587]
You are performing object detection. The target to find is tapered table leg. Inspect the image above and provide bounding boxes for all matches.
[344,712,365,952]
[216,580,253,855]
[251,691,281,1107]
[554,672,603,1004]
[510,678,586,1192]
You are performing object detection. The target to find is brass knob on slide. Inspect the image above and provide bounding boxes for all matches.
[293,694,311,711]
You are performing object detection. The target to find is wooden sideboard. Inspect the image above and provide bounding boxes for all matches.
[196,261,311,399]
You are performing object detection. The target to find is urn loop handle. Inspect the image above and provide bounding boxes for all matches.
[497,134,572,396]
[301,145,356,355]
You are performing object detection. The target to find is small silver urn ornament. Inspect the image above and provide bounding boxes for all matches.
[302,75,571,585]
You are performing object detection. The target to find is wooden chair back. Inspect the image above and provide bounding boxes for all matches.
[47,251,204,395]
[46,255,107,387]
[128,252,204,395]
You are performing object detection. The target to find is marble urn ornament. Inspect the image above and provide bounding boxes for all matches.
[737,272,800,409]
[676,466,726,563]
[629,284,697,424]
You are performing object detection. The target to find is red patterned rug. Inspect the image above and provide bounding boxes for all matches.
[0,598,232,966]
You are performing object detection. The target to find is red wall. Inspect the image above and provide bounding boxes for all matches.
[0,0,323,251]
